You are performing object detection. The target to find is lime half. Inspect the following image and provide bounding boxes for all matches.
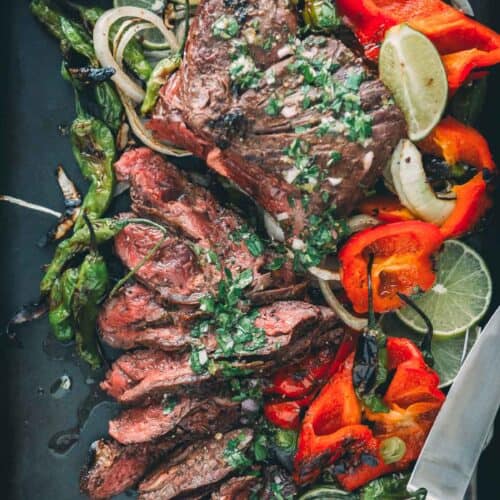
[379,24,448,141]
[382,314,480,387]
[114,0,170,50]
[397,240,492,337]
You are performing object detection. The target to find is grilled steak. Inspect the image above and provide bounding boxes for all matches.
[149,0,405,237]
[138,428,253,500]
[101,301,338,403]
[80,439,175,500]
[115,148,305,303]
[109,396,241,445]
[211,475,261,499]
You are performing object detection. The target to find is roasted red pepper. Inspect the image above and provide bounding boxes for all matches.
[264,335,357,430]
[358,194,416,223]
[294,337,445,490]
[419,116,495,238]
[339,221,443,313]
[336,0,500,92]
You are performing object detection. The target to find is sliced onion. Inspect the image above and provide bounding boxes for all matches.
[347,214,380,233]
[263,211,285,242]
[0,195,61,218]
[94,7,178,103]
[390,139,455,225]
[118,88,191,157]
[318,279,368,331]
[308,266,340,281]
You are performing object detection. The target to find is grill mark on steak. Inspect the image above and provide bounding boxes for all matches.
[150,0,406,236]
[138,428,253,500]
[109,397,241,445]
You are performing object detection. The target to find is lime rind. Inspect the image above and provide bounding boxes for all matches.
[379,24,448,141]
[396,240,492,337]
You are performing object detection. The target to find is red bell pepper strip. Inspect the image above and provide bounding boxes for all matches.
[418,116,495,238]
[294,337,445,490]
[358,194,416,223]
[336,0,500,92]
[264,393,318,430]
[339,221,443,313]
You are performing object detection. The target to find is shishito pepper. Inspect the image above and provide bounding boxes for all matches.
[339,221,443,313]
[336,0,500,92]
[294,338,445,490]
[418,116,495,238]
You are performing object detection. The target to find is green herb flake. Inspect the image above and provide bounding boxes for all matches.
[212,15,240,40]
[162,395,179,415]
[229,55,263,90]
[230,225,265,257]
[265,96,283,116]
[223,434,253,469]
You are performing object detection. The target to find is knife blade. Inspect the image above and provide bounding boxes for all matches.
[407,306,500,500]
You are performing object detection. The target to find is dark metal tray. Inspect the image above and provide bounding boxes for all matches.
[0,1,499,498]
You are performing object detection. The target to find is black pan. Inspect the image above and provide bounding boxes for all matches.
[0,1,499,498]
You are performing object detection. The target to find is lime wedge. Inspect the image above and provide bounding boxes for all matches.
[381,314,480,387]
[379,24,448,141]
[396,240,492,337]
[113,0,169,50]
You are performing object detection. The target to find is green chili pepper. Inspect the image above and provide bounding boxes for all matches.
[30,0,65,39]
[69,2,153,81]
[141,55,182,115]
[71,216,109,369]
[31,0,123,131]
[70,103,116,230]
[40,217,167,296]
[48,268,79,342]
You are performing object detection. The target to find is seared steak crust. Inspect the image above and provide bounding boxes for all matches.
[211,475,261,499]
[109,397,241,445]
[151,0,406,235]
[138,428,254,500]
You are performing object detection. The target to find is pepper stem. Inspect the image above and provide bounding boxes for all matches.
[367,252,376,328]
[397,292,435,366]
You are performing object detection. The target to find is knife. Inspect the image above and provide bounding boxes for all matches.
[407,306,500,500]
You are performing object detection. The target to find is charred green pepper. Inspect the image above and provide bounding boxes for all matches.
[68,2,153,81]
[141,55,181,115]
[71,216,109,368]
[70,100,116,231]
[48,268,79,342]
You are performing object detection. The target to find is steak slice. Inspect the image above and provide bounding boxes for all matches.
[101,302,338,403]
[211,475,261,500]
[151,0,405,237]
[138,428,253,500]
[98,283,210,351]
[115,147,305,303]
[109,396,241,445]
[80,439,175,500]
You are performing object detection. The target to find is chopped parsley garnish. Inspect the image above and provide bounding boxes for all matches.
[189,268,266,373]
[265,256,285,271]
[212,15,240,40]
[265,96,283,116]
[229,54,263,90]
[328,150,342,166]
[162,395,179,415]
[223,433,253,469]
[293,208,350,272]
[284,138,322,190]
[230,224,265,256]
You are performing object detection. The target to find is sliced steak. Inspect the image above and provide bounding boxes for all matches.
[138,428,253,500]
[114,222,221,304]
[150,0,405,236]
[115,148,305,303]
[211,475,261,500]
[80,439,175,500]
[109,396,241,445]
